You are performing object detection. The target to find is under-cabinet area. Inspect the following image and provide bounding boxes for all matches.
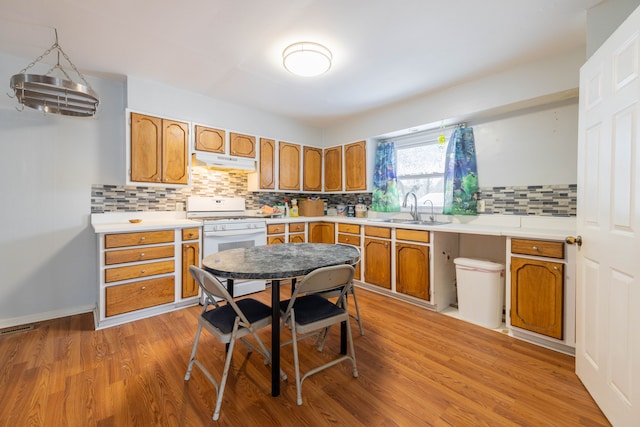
[92,218,202,329]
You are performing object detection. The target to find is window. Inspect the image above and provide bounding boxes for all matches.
[385,127,453,213]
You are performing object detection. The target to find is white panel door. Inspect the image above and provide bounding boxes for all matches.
[577,5,640,426]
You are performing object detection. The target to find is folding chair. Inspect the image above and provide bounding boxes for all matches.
[279,264,359,405]
[184,266,286,421]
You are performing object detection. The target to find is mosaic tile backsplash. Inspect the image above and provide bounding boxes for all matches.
[91,166,575,216]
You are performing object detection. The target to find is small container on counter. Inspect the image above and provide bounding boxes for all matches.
[347,205,355,217]
[336,204,346,216]
[355,198,367,218]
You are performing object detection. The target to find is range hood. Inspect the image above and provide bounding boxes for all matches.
[192,152,256,172]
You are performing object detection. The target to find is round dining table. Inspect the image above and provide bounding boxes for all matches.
[202,242,360,397]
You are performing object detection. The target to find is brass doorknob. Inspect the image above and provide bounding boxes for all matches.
[565,235,583,247]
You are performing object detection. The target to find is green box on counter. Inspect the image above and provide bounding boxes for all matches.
[299,199,324,216]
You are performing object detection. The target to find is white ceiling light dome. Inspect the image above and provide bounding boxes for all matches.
[282,41,332,77]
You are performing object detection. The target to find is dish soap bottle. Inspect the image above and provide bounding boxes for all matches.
[290,199,299,217]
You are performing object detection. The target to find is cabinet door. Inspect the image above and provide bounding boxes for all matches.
[510,257,564,339]
[324,146,342,191]
[396,242,430,300]
[279,141,301,190]
[308,222,335,243]
[344,140,366,191]
[303,146,323,191]
[267,235,285,245]
[182,242,199,298]
[289,233,305,243]
[162,120,189,184]
[259,138,275,189]
[195,125,225,153]
[230,132,256,158]
[364,237,391,289]
[130,113,162,183]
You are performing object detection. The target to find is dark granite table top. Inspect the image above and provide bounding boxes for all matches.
[202,243,360,280]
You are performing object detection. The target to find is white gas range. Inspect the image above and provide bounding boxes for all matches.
[187,196,267,297]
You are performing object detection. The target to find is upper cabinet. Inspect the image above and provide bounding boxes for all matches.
[324,146,342,192]
[258,138,276,190]
[130,112,189,185]
[303,146,322,191]
[344,140,367,191]
[194,125,225,154]
[279,141,301,191]
[230,132,256,158]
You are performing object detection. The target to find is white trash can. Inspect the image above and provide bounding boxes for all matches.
[454,258,505,329]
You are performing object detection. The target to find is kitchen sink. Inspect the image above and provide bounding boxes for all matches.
[367,218,450,226]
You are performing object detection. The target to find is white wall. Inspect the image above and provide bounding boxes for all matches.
[0,51,125,324]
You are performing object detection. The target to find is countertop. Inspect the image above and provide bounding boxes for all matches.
[265,214,576,240]
[91,211,201,234]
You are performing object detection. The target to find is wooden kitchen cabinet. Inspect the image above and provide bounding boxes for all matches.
[181,227,200,298]
[324,146,342,192]
[338,223,361,279]
[396,241,430,301]
[194,125,225,154]
[96,226,201,329]
[267,223,286,244]
[130,112,189,185]
[303,146,323,191]
[510,239,564,340]
[288,223,306,243]
[344,140,366,191]
[363,226,391,289]
[229,132,256,158]
[279,141,301,190]
[308,222,335,243]
[259,138,275,189]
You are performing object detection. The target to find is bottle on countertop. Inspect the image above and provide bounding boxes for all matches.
[290,199,299,217]
[355,197,367,218]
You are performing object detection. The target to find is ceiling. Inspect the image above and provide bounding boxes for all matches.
[0,0,602,128]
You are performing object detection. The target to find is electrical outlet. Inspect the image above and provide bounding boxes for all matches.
[477,200,485,213]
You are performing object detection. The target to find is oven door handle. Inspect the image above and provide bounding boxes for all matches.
[204,228,266,237]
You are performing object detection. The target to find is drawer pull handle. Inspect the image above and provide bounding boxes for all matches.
[141,269,146,273]
[532,246,539,251]
[553,266,559,271]
[141,286,146,290]
[140,253,145,257]
[188,233,194,237]
[140,237,145,241]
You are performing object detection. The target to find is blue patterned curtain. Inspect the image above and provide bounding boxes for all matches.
[443,127,479,215]
[372,141,400,212]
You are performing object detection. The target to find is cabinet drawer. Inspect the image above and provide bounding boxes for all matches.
[105,276,175,317]
[396,229,430,243]
[267,224,285,234]
[338,233,361,246]
[182,228,200,240]
[105,245,174,265]
[511,239,564,259]
[364,226,391,239]
[338,223,360,234]
[268,236,285,245]
[105,230,174,249]
[289,233,305,243]
[289,223,306,232]
[105,260,175,283]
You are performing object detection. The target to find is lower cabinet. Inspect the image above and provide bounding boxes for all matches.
[509,238,565,340]
[97,226,201,329]
[338,223,361,280]
[363,226,391,289]
[267,223,286,244]
[395,229,430,300]
[288,222,306,243]
[308,222,335,243]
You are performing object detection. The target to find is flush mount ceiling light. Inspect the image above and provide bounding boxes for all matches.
[282,42,332,77]
[8,29,99,117]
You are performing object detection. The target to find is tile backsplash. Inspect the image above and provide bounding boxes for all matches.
[91,166,575,216]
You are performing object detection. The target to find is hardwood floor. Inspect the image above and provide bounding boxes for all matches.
[0,286,609,426]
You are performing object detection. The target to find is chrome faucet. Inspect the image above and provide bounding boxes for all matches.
[402,192,419,221]
[423,199,435,222]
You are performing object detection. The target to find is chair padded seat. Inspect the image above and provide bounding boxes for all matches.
[202,298,272,334]
[280,294,346,325]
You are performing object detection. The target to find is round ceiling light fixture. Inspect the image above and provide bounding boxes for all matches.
[282,41,332,77]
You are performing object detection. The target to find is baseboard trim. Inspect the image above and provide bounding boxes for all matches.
[0,305,95,329]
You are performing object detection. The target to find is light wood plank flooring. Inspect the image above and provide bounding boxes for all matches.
[0,286,609,426]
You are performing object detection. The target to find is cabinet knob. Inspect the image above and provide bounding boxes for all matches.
[532,246,539,251]
[140,253,145,257]
[565,235,583,247]
[141,286,146,290]
[553,266,559,271]
[141,269,146,273]
[140,237,145,241]
[188,232,194,237]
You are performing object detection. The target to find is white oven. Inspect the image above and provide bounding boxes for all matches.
[188,196,268,297]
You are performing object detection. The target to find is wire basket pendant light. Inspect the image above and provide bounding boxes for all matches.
[9,29,99,117]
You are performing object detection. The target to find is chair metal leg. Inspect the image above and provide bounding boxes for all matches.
[185,324,203,381]
[350,286,365,336]
[213,318,240,421]
[289,310,303,406]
